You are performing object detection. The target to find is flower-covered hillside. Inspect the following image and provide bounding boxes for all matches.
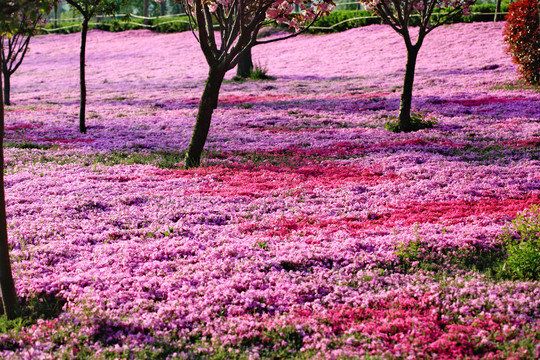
[1,21,539,359]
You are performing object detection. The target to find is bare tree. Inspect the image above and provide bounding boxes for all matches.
[0,6,43,105]
[143,0,150,25]
[65,0,120,133]
[236,47,253,78]
[360,0,475,132]
[494,0,502,22]
[0,0,53,319]
[177,0,335,168]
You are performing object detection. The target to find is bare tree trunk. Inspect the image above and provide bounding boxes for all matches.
[184,67,226,168]
[398,45,419,132]
[236,47,253,78]
[494,0,502,22]
[79,19,88,134]
[3,71,10,106]
[0,69,19,320]
[143,0,150,25]
[160,1,165,16]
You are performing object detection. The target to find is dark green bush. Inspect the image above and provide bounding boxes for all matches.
[152,16,191,33]
[308,10,381,33]
[40,15,190,34]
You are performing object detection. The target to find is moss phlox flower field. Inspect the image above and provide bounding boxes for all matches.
[1,21,540,359]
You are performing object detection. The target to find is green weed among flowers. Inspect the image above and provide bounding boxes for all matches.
[499,206,540,281]
[0,294,64,334]
[384,113,438,133]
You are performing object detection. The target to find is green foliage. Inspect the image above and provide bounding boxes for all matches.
[393,206,540,280]
[40,3,513,35]
[249,62,274,81]
[231,61,274,82]
[385,113,437,133]
[0,0,53,35]
[430,3,510,24]
[308,4,511,33]
[0,294,65,334]
[40,14,191,34]
[66,0,123,20]
[4,141,54,150]
[208,326,312,360]
[94,17,145,32]
[396,237,422,265]
[253,240,269,250]
[92,149,185,168]
[499,206,540,281]
[391,225,506,276]
[152,16,191,33]
[490,80,540,91]
[308,10,381,33]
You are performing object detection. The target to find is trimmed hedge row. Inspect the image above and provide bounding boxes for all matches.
[40,3,510,35]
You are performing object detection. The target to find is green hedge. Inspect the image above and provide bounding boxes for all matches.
[40,3,511,35]
[40,17,147,34]
[40,15,190,34]
[309,10,381,33]
[308,3,510,33]
[152,16,191,33]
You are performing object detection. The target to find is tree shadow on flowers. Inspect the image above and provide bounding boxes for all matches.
[0,293,66,338]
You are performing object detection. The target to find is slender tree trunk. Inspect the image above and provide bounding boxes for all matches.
[160,1,165,17]
[143,0,150,25]
[236,47,253,78]
[0,70,19,320]
[79,19,88,134]
[398,45,419,132]
[184,67,226,168]
[3,71,10,106]
[494,0,502,22]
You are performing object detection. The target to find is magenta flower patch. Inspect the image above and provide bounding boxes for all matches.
[0,21,539,359]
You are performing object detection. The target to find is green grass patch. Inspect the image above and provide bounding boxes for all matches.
[490,80,540,92]
[499,206,540,281]
[391,207,540,281]
[0,294,65,335]
[384,113,437,133]
[92,150,185,169]
[231,62,276,82]
[4,141,55,150]
[454,144,540,165]
[390,225,506,276]
[152,16,191,33]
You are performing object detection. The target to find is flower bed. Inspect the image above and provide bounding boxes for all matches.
[1,22,539,359]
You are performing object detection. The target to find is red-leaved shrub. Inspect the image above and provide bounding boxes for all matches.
[503,0,540,85]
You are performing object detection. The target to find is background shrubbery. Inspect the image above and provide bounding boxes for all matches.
[40,3,511,35]
[499,206,540,281]
[307,3,511,33]
[40,15,191,34]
